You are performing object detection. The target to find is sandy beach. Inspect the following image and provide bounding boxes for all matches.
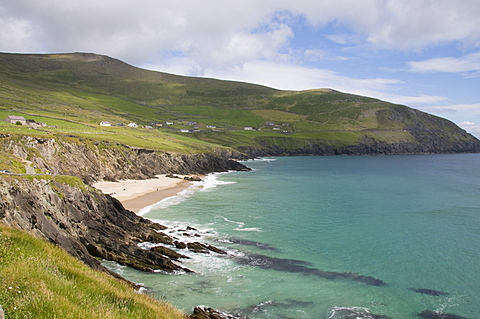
[93,175,192,213]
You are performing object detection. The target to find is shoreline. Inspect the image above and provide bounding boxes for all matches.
[93,175,193,213]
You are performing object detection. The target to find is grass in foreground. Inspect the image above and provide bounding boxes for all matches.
[0,223,186,319]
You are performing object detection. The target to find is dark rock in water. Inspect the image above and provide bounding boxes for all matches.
[187,242,210,253]
[150,245,189,260]
[174,241,187,249]
[226,238,281,252]
[190,307,248,319]
[417,310,469,319]
[283,298,315,308]
[409,288,450,296]
[184,175,202,181]
[233,252,386,286]
[187,242,227,254]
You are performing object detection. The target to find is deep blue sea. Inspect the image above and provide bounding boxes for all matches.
[105,154,480,319]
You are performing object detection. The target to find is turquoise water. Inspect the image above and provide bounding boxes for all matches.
[107,154,480,318]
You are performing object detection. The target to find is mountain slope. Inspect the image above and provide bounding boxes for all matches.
[0,52,478,155]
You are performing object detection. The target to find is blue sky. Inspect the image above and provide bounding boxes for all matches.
[1,0,480,136]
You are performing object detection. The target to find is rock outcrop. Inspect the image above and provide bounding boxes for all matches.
[191,307,249,319]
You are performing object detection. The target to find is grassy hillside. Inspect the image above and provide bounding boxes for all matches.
[0,223,186,319]
[0,52,477,154]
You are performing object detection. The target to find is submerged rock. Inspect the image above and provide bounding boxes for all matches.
[234,252,386,286]
[409,288,450,296]
[224,238,281,252]
[417,310,469,319]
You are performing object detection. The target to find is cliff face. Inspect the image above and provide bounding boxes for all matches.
[0,175,224,277]
[238,137,480,157]
[1,135,249,184]
[0,134,249,279]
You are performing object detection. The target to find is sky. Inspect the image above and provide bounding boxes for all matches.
[1,0,480,136]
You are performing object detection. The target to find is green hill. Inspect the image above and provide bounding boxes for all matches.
[0,52,478,155]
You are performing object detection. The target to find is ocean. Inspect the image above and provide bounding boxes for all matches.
[105,154,480,319]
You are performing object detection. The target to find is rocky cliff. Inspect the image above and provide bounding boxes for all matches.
[0,175,230,279]
[1,134,248,184]
[238,137,480,157]
[0,133,250,277]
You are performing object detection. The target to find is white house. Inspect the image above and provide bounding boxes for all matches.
[244,126,254,131]
[100,121,111,127]
[5,115,27,125]
[128,122,138,128]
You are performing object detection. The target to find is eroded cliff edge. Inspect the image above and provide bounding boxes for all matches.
[1,134,248,183]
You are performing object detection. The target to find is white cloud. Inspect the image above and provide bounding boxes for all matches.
[364,0,480,49]
[429,103,480,115]
[3,0,480,66]
[407,52,480,75]
[280,0,480,50]
[0,0,283,64]
[0,17,36,52]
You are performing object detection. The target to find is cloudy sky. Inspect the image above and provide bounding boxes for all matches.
[1,0,480,136]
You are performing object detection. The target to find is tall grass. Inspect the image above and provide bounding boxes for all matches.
[0,224,187,319]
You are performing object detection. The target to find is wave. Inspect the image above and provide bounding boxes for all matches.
[218,216,262,232]
[138,172,236,215]
[200,172,237,192]
[241,157,277,163]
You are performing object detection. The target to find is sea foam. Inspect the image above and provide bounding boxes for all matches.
[138,172,236,215]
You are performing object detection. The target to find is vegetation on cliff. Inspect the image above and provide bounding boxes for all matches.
[0,223,186,319]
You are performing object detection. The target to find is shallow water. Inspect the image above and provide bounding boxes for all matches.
[107,154,480,318]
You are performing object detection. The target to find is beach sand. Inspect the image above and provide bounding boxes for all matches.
[93,175,192,213]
